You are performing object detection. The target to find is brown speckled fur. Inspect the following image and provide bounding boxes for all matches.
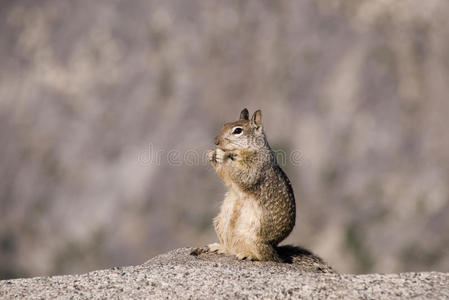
[197,109,296,262]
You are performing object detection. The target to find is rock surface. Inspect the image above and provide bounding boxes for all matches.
[0,248,448,299]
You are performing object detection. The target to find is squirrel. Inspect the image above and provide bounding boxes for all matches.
[192,108,296,262]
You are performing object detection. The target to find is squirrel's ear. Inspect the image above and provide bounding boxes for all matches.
[239,108,249,120]
[251,110,262,128]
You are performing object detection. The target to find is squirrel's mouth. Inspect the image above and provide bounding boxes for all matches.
[217,139,233,149]
[216,146,233,151]
[215,138,228,149]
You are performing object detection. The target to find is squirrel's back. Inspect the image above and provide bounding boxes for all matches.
[257,163,296,245]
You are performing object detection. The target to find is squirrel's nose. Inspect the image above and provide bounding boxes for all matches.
[214,137,220,145]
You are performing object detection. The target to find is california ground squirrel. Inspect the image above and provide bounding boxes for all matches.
[192,109,296,262]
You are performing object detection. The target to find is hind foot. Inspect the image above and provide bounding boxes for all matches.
[190,243,225,256]
[235,253,257,261]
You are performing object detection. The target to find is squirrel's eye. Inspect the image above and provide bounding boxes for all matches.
[232,127,243,135]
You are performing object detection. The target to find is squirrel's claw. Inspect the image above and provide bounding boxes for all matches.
[236,253,256,261]
[206,242,224,253]
[190,247,204,256]
[190,243,225,256]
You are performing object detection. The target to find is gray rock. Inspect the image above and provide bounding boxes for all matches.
[1,248,448,299]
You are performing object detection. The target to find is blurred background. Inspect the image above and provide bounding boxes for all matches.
[1,0,449,279]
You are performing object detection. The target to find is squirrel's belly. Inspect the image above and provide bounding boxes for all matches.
[234,196,263,238]
[217,189,294,248]
[218,189,263,242]
[215,190,240,246]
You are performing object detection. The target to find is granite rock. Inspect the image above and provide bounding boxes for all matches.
[1,248,448,299]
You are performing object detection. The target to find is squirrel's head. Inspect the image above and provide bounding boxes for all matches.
[214,108,267,150]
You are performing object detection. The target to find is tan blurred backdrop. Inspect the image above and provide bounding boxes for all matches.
[1,0,449,279]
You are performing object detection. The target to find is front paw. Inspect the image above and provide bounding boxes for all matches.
[215,148,226,163]
[207,149,216,162]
